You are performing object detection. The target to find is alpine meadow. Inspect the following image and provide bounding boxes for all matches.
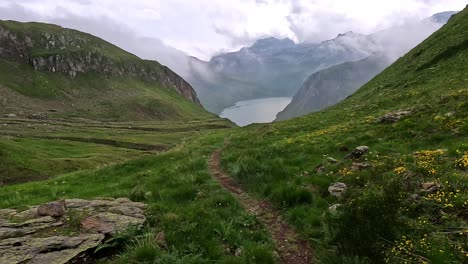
[0,2,467,264]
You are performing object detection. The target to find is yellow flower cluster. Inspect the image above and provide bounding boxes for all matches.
[339,167,353,176]
[455,151,468,169]
[385,235,422,263]
[413,149,446,175]
[394,166,406,175]
[424,188,460,208]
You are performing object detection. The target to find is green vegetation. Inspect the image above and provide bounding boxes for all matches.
[221,8,468,263]
[0,7,467,264]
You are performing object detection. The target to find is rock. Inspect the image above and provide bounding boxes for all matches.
[0,234,104,264]
[234,248,243,257]
[3,113,16,118]
[28,113,48,120]
[65,198,91,209]
[0,198,146,263]
[108,205,145,219]
[421,182,440,193]
[407,194,420,203]
[155,231,167,248]
[378,110,411,123]
[350,162,371,171]
[81,212,144,234]
[328,204,342,215]
[345,146,369,160]
[115,197,132,204]
[14,207,38,220]
[326,157,339,164]
[37,200,67,217]
[328,182,348,197]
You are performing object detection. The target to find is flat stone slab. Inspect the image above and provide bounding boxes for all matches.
[0,198,146,264]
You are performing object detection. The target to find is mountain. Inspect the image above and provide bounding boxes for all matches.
[275,11,457,120]
[189,12,455,115]
[0,6,466,264]
[276,54,392,120]
[0,20,212,121]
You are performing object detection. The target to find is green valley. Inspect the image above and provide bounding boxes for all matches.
[0,5,467,264]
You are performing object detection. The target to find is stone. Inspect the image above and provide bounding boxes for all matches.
[37,200,67,217]
[81,212,144,234]
[3,113,17,118]
[328,182,348,197]
[378,110,412,123]
[326,157,339,164]
[65,199,91,209]
[345,146,369,160]
[155,231,167,248]
[108,205,145,219]
[328,204,342,215]
[350,162,371,171]
[0,198,145,263]
[421,182,440,193]
[14,207,38,220]
[0,234,104,264]
[115,197,132,204]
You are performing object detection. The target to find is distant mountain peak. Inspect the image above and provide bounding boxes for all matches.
[429,11,458,24]
[336,31,356,38]
[250,37,295,51]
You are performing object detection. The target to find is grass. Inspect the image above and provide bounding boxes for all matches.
[0,133,277,263]
[0,7,467,264]
[220,9,468,263]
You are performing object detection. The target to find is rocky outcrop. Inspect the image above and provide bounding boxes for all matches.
[0,22,200,105]
[377,110,412,123]
[0,198,146,264]
[328,182,348,197]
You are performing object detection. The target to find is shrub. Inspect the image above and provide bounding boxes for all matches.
[324,180,403,262]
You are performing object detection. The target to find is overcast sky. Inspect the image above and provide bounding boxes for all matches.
[0,0,466,60]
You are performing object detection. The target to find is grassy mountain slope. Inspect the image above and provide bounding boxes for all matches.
[0,7,467,264]
[276,54,391,121]
[0,20,210,121]
[221,8,468,263]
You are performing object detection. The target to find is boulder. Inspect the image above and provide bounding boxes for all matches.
[326,157,339,164]
[0,234,104,264]
[345,146,369,160]
[0,198,146,263]
[350,162,371,171]
[37,200,67,217]
[3,113,17,118]
[421,182,440,193]
[378,110,411,123]
[81,212,144,234]
[328,182,348,197]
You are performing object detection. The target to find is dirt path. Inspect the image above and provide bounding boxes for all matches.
[209,149,313,264]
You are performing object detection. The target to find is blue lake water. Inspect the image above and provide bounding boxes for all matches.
[220,97,292,126]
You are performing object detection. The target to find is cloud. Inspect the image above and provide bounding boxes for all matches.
[0,0,466,60]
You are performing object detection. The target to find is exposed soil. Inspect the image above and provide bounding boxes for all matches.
[209,149,313,264]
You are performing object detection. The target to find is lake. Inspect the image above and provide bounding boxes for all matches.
[220,97,292,126]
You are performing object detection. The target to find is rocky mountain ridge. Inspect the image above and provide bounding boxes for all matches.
[0,21,200,105]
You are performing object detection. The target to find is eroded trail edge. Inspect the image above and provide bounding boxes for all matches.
[209,149,313,264]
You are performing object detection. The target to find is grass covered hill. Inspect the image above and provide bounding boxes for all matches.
[0,20,209,121]
[0,6,467,264]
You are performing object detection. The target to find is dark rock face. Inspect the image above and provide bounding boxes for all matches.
[0,23,200,105]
